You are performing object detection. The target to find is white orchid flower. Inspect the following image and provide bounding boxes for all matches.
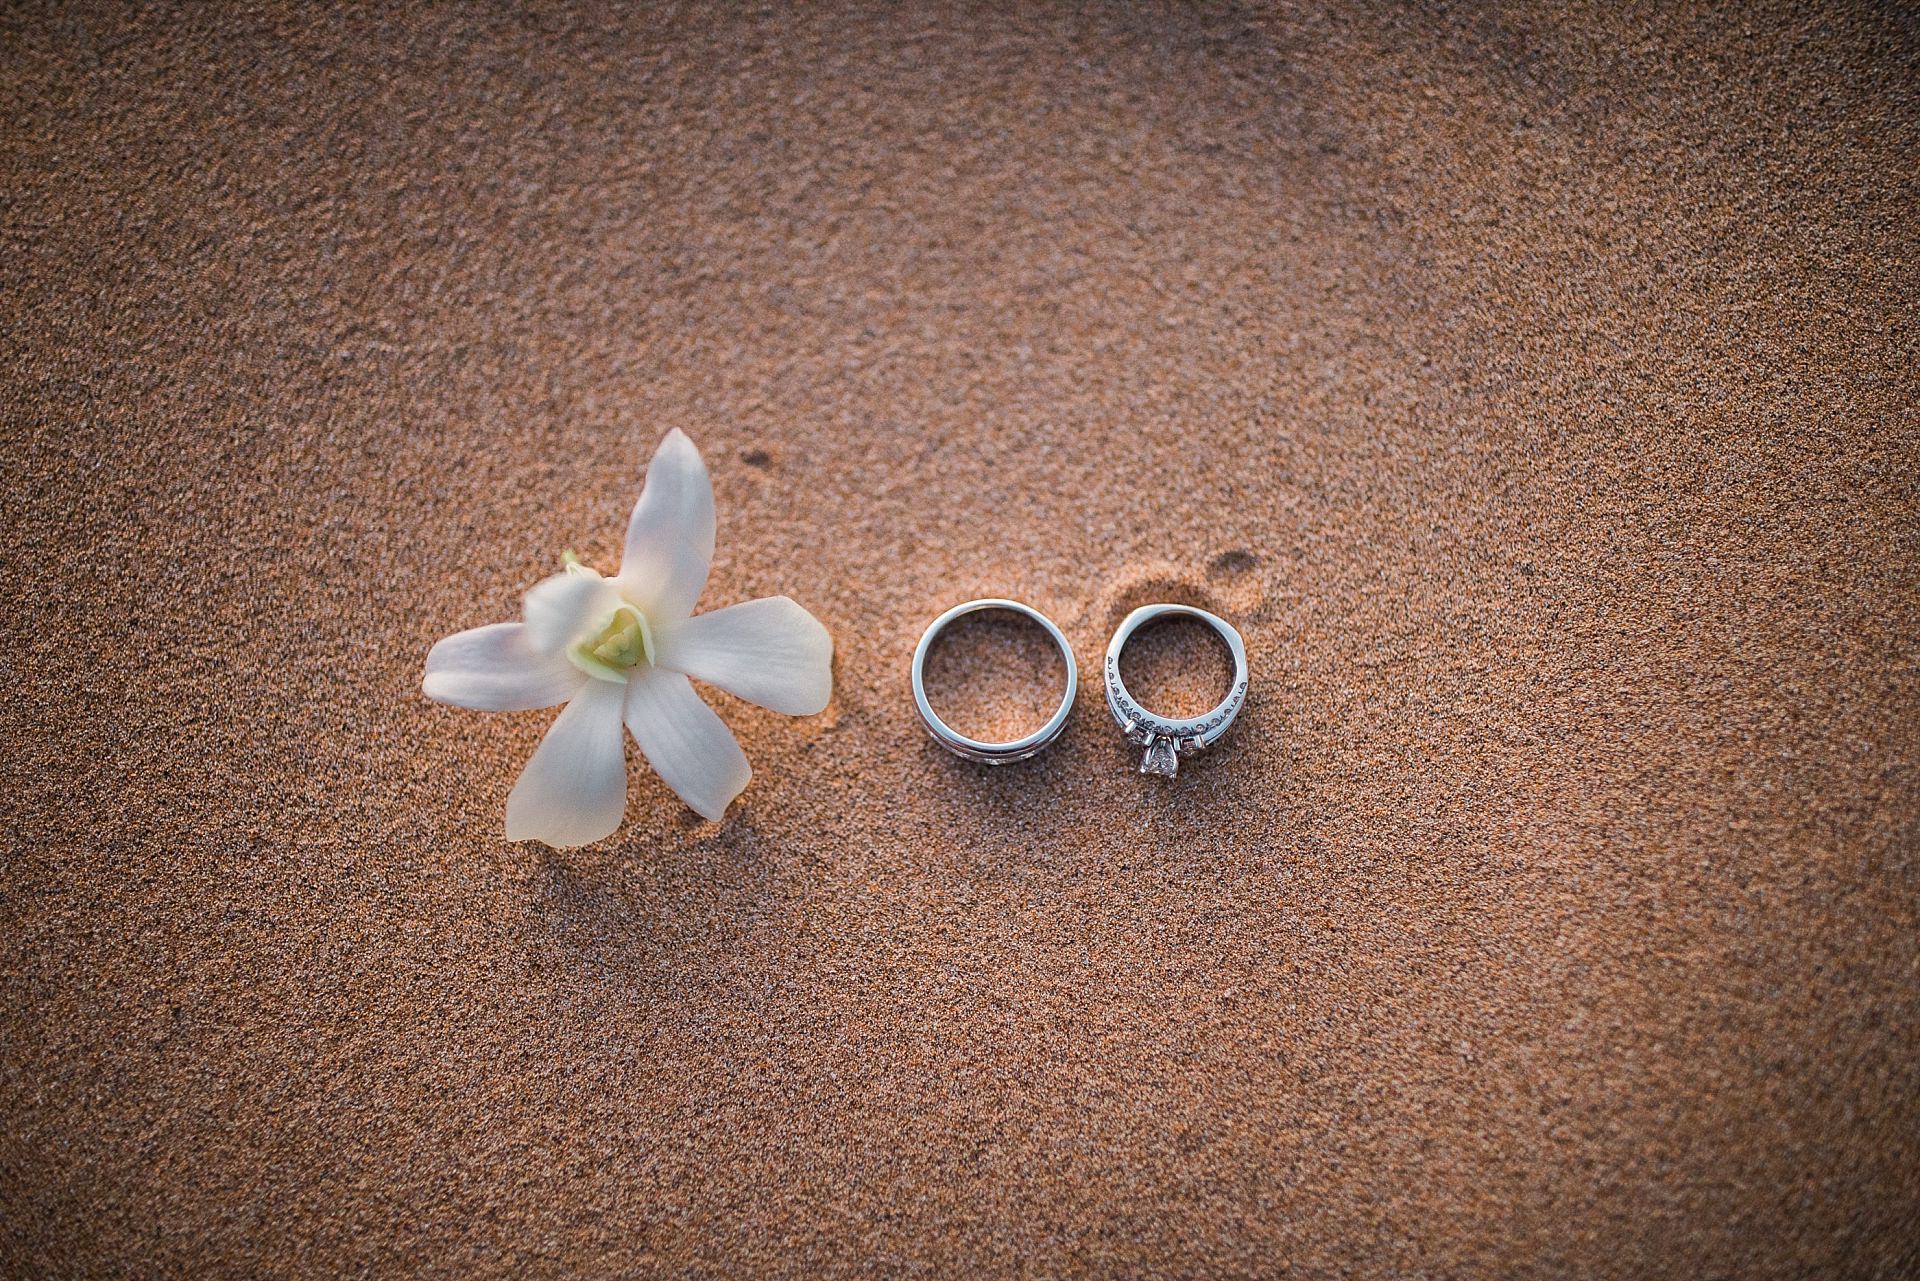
[422,430,832,847]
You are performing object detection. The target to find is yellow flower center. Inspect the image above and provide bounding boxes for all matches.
[568,602,655,683]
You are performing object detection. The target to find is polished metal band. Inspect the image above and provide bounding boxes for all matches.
[911,598,1078,765]
[1103,603,1248,778]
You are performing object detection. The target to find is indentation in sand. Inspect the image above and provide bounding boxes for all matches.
[1089,557,1266,637]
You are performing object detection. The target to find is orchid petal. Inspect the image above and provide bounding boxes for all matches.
[655,596,833,716]
[615,429,714,626]
[524,570,618,654]
[623,668,751,822]
[423,623,586,711]
[504,678,629,847]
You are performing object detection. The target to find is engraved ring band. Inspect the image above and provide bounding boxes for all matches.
[1103,603,1249,779]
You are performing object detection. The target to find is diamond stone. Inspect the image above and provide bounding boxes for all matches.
[1141,738,1180,778]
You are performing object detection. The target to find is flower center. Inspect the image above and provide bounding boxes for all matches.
[568,602,655,683]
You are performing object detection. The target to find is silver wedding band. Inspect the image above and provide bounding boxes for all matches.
[911,599,1078,764]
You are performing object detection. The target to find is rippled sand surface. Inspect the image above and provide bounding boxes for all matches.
[4,4,1916,1276]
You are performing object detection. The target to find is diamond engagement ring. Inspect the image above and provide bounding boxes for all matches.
[1103,604,1248,778]
[912,599,1078,765]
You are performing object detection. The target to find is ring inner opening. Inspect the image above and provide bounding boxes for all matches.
[1118,615,1234,719]
[921,608,1069,745]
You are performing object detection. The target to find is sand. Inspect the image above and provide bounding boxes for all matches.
[3,2,1917,1277]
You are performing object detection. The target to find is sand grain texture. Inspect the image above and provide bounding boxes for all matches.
[3,3,1917,1278]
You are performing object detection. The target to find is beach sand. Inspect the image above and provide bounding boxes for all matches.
[4,3,1917,1276]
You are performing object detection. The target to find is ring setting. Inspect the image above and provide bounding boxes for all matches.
[1103,604,1248,778]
